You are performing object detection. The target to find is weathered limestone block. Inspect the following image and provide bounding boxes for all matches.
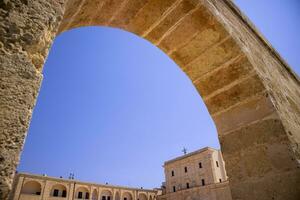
[0,0,65,70]
[230,170,300,200]
[0,0,65,199]
[202,0,300,159]
[0,53,42,200]
[199,1,300,199]
[0,0,299,199]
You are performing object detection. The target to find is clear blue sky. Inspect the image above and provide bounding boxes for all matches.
[18,1,300,189]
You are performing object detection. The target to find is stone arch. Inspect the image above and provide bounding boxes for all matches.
[138,193,147,200]
[76,186,90,199]
[1,0,300,200]
[21,180,42,195]
[122,191,133,200]
[92,188,98,200]
[50,183,67,197]
[101,189,113,200]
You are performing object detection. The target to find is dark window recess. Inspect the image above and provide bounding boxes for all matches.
[85,192,89,199]
[78,192,83,199]
[53,189,59,197]
[186,183,190,189]
[171,170,175,176]
[201,179,205,186]
[62,190,67,197]
[173,186,176,192]
[36,192,41,195]
[184,167,188,173]
[199,162,202,168]
[124,198,127,200]
[219,179,222,183]
[108,196,111,200]
[216,161,219,167]
[102,196,106,200]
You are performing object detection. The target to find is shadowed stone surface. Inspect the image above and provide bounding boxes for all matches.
[0,53,42,200]
[1,0,299,199]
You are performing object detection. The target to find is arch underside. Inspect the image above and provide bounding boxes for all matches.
[58,1,300,199]
[0,0,300,199]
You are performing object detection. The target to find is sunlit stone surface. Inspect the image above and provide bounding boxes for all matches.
[1,0,299,199]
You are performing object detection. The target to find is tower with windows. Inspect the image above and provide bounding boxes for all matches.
[158,147,231,200]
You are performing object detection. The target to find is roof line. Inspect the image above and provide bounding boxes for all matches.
[16,172,157,192]
[163,146,219,166]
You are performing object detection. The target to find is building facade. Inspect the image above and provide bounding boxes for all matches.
[11,173,159,200]
[11,147,231,200]
[158,147,232,200]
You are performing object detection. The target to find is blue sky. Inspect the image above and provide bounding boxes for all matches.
[18,1,300,189]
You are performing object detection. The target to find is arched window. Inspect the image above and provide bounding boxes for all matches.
[122,192,133,200]
[101,189,113,200]
[76,187,89,199]
[138,193,147,200]
[51,184,67,197]
[21,181,42,195]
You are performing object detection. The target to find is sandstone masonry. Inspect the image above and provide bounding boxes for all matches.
[1,0,300,199]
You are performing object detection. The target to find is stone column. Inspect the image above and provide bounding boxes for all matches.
[111,189,115,200]
[0,1,65,199]
[41,179,50,200]
[98,187,102,200]
[133,190,137,200]
[12,175,24,200]
[201,1,300,199]
[68,182,75,200]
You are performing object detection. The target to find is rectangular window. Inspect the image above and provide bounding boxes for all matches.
[36,191,41,195]
[199,162,202,168]
[184,167,188,173]
[201,179,205,186]
[53,189,59,197]
[85,192,89,199]
[102,196,106,200]
[216,161,219,167]
[62,190,67,197]
[219,179,222,183]
[124,198,127,200]
[108,197,111,200]
[171,170,174,176]
[186,182,190,189]
[78,192,83,199]
[173,186,176,192]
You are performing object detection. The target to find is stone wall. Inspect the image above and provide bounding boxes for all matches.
[201,1,300,198]
[0,1,65,199]
[163,148,227,194]
[157,181,232,200]
[0,0,299,199]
